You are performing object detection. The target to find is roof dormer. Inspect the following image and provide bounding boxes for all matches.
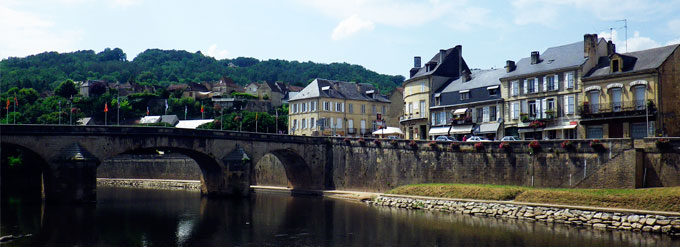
[610,55,623,73]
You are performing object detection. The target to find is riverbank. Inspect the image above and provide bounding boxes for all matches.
[387,184,680,212]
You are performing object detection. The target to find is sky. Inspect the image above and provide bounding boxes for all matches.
[1,0,680,78]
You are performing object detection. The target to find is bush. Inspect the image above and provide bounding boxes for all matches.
[343,137,351,144]
[449,142,460,151]
[374,139,382,145]
[390,139,398,146]
[428,141,439,150]
[358,138,366,145]
[656,138,671,149]
[589,139,605,151]
[499,142,510,150]
[560,140,574,149]
[409,140,418,149]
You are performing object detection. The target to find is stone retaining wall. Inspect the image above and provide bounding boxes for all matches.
[369,195,680,235]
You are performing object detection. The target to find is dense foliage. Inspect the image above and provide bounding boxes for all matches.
[0,48,404,94]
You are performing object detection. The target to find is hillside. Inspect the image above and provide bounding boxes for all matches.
[0,48,405,94]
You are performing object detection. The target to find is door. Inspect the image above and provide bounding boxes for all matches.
[631,122,647,139]
[609,122,623,138]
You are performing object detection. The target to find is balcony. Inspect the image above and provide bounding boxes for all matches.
[360,128,368,135]
[580,100,655,119]
[399,113,428,122]
[448,116,473,126]
[520,111,556,123]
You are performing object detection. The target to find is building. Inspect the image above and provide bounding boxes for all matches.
[429,68,505,140]
[385,87,404,130]
[244,81,289,107]
[500,34,610,140]
[288,78,391,137]
[182,83,211,99]
[401,45,469,140]
[580,43,680,138]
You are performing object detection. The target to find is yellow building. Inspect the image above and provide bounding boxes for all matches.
[580,43,680,138]
[288,79,391,137]
[401,46,469,140]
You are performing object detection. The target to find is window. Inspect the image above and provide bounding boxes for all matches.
[435,95,441,106]
[302,102,307,112]
[546,98,555,118]
[439,112,446,125]
[566,95,575,114]
[476,108,483,123]
[511,80,519,96]
[419,100,425,118]
[589,91,600,113]
[323,101,330,111]
[612,59,620,72]
[611,88,622,112]
[336,102,343,112]
[293,119,297,129]
[512,102,520,119]
[587,126,604,139]
[488,88,498,96]
[336,118,342,128]
[460,91,470,100]
[546,75,556,91]
[348,119,354,129]
[372,105,376,114]
[631,122,648,139]
[311,118,315,129]
[293,104,298,113]
[634,86,646,110]
[382,105,386,114]
[311,101,317,111]
[490,106,496,121]
[408,103,412,114]
[421,81,425,92]
[302,118,306,129]
[566,72,574,89]
[482,106,490,122]
[348,104,354,113]
[361,104,366,113]
[527,78,537,93]
[528,100,537,117]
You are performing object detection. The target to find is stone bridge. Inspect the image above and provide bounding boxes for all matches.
[1,125,330,203]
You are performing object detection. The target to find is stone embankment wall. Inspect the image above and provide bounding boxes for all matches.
[97,154,202,180]
[370,196,680,235]
[329,139,640,192]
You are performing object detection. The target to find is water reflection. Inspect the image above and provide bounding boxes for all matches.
[1,187,678,246]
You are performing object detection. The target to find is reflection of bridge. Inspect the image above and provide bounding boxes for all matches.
[1,125,329,203]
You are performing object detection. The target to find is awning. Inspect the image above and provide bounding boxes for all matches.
[518,128,543,133]
[372,127,404,136]
[543,124,577,131]
[453,108,468,115]
[478,123,501,134]
[140,116,161,124]
[176,120,214,129]
[428,125,472,136]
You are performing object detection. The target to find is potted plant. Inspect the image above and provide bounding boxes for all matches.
[428,141,439,150]
[545,110,555,119]
[520,113,530,123]
[449,142,460,151]
[499,142,511,151]
[529,120,546,128]
[589,139,605,151]
[474,142,484,151]
[655,138,671,149]
[528,140,541,154]
[409,140,418,149]
[560,140,574,150]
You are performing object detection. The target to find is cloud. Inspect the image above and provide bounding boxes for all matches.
[598,29,661,52]
[56,0,143,7]
[205,44,229,59]
[331,15,375,40]
[294,0,500,39]
[0,4,82,58]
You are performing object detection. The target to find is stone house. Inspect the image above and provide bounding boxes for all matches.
[580,43,680,138]
[430,68,505,140]
[385,87,404,130]
[401,45,469,140]
[500,34,610,140]
[288,78,391,137]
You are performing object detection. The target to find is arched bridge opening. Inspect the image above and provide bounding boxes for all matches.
[1,143,50,203]
[253,149,316,190]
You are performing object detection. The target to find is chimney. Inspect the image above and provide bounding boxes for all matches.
[456,45,463,76]
[584,33,598,58]
[530,51,540,64]
[462,70,472,82]
[607,40,616,56]
[439,49,446,64]
[414,56,421,68]
[505,60,516,72]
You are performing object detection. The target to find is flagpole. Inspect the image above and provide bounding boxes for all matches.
[275,108,279,134]
[58,101,62,125]
[13,94,16,124]
[117,94,120,126]
[255,113,258,133]
[69,96,73,125]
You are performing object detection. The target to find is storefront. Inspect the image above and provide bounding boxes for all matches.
[428,125,473,141]
[474,122,501,140]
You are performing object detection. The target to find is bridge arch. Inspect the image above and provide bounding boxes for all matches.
[1,143,52,202]
[253,148,315,189]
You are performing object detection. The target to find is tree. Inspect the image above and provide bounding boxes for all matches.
[55,79,78,98]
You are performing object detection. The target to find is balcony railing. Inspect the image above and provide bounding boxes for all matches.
[400,113,428,122]
[520,112,556,123]
[580,100,654,118]
[360,128,368,135]
[347,128,357,134]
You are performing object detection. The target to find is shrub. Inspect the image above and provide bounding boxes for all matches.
[358,138,366,145]
[474,142,484,150]
[528,140,541,149]
[589,139,605,151]
[374,139,382,146]
[529,120,546,128]
[343,137,351,144]
[390,139,398,146]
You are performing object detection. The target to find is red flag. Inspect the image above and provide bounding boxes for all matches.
[14,94,18,106]
[5,98,9,110]
[200,105,204,113]
[146,106,150,116]
[255,113,258,120]
[104,103,109,112]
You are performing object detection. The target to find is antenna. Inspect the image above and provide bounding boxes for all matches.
[616,19,628,52]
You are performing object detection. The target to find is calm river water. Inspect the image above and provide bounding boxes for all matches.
[1,187,679,246]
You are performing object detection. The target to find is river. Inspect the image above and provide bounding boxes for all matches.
[1,187,678,246]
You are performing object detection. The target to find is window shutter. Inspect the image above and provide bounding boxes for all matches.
[573,72,578,90]
[541,99,547,119]
[471,108,477,123]
[554,74,559,91]
[563,95,569,115]
[543,77,547,92]
[523,80,528,94]
[521,100,528,114]
[533,79,539,93]
[510,103,515,119]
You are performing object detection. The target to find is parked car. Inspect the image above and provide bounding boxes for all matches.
[435,136,456,142]
[501,136,519,141]
[387,136,399,140]
[466,136,491,142]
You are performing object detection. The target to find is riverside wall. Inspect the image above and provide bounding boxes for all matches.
[97,154,202,180]
[370,195,680,235]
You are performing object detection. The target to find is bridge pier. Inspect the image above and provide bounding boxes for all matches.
[45,144,99,203]
[200,146,251,197]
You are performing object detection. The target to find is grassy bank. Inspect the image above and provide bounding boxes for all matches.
[387,184,680,212]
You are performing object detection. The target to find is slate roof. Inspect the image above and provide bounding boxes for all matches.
[501,40,596,80]
[408,46,470,80]
[289,78,390,103]
[438,69,504,93]
[585,44,680,79]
